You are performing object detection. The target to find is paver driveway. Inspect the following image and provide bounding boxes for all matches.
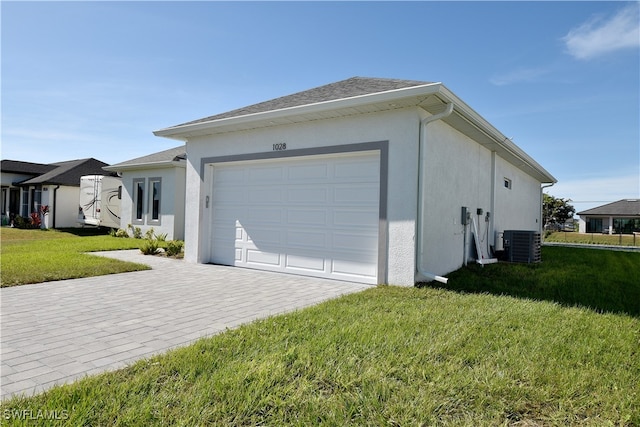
[0,250,370,400]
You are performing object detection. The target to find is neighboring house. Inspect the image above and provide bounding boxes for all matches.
[104,145,186,240]
[578,199,640,234]
[153,77,556,285]
[1,158,111,228]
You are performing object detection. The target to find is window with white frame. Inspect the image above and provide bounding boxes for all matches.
[504,178,512,190]
[21,188,29,217]
[30,187,42,214]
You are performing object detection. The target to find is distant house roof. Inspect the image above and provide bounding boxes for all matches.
[1,160,57,176]
[177,77,432,127]
[104,145,186,172]
[2,158,111,187]
[578,199,640,217]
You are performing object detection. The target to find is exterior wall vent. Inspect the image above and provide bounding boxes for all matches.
[503,230,541,263]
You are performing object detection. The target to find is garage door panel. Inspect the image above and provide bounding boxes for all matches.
[334,159,379,179]
[285,254,326,271]
[214,189,245,203]
[210,151,380,284]
[332,259,377,278]
[248,166,283,183]
[248,207,282,224]
[249,188,283,203]
[246,250,281,266]
[333,232,378,252]
[215,168,245,184]
[287,209,327,226]
[288,163,329,180]
[213,207,243,222]
[212,226,237,242]
[333,209,378,228]
[287,187,328,204]
[245,227,281,246]
[334,184,379,204]
[286,230,327,249]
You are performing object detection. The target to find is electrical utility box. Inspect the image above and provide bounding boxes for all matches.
[503,230,541,263]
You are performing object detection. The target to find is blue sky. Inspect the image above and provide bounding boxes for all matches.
[2,1,639,213]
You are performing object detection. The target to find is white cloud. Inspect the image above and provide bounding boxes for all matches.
[563,3,640,60]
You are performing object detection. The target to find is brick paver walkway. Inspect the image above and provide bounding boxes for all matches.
[1,250,370,400]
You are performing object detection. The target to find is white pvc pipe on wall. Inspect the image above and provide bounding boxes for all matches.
[416,103,454,284]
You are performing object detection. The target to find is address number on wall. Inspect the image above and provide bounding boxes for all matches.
[272,143,287,151]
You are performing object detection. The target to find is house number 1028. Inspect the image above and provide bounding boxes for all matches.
[272,143,287,151]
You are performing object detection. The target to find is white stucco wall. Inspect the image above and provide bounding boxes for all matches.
[419,121,544,276]
[420,120,493,276]
[184,108,422,286]
[120,166,186,240]
[493,157,543,240]
[41,186,81,228]
[181,106,547,286]
[1,173,34,187]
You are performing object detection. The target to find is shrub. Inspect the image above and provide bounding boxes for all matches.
[144,227,155,240]
[140,238,160,255]
[12,214,41,229]
[127,224,142,239]
[112,228,129,238]
[165,240,184,257]
[155,233,168,242]
[13,215,30,229]
[29,212,42,228]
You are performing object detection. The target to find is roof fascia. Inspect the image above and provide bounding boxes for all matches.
[435,85,556,184]
[103,159,186,172]
[152,81,555,184]
[153,83,444,140]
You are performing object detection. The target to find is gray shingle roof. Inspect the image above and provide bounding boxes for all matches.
[578,199,640,216]
[19,158,110,186]
[107,145,186,169]
[1,160,57,176]
[177,77,432,127]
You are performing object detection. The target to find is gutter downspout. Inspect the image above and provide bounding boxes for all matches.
[416,103,454,284]
[52,185,60,229]
[540,182,555,238]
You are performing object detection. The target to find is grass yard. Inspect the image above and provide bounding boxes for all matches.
[439,246,640,317]
[0,228,149,287]
[545,231,640,247]
[1,247,639,425]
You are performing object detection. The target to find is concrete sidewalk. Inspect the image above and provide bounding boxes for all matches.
[1,250,370,400]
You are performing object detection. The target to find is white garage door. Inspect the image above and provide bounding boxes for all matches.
[210,151,380,284]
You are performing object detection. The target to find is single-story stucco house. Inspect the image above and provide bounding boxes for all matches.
[151,77,556,285]
[578,199,640,234]
[1,158,111,228]
[104,145,186,240]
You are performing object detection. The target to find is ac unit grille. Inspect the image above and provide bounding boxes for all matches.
[503,230,541,263]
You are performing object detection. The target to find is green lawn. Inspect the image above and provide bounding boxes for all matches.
[439,246,640,316]
[1,247,639,425]
[0,228,149,287]
[545,231,640,247]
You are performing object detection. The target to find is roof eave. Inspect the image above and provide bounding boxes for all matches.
[435,85,556,184]
[153,82,444,140]
[103,159,186,172]
[153,82,555,184]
